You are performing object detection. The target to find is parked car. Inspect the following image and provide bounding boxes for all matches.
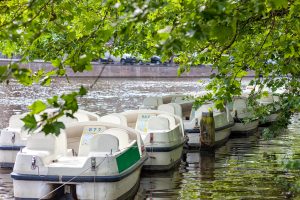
[120,54,137,65]
[150,55,162,64]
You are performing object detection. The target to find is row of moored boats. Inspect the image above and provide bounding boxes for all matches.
[0,87,283,199]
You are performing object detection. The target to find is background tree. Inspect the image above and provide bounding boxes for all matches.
[0,0,299,135]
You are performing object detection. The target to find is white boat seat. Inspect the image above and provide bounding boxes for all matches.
[172,96,186,103]
[90,133,119,154]
[26,131,67,163]
[100,128,130,150]
[158,104,175,115]
[157,114,176,129]
[99,114,128,126]
[135,113,156,133]
[143,96,163,108]
[169,103,183,118]
[194,103,215,119]
[233,98,247,115]
[78,126,106,156]
[147,116,170,132]
[8,114,25,129]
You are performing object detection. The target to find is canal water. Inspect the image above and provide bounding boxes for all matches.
[0,77,299,199]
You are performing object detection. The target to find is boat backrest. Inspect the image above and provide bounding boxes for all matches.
[171,96,186,103]
[214,112,229,128]
[259,93,274,104]
[135,113,156,132]
[89,133,119,154]
[158,104,175,115]
[194,104,214,119]
[99,113,128,126]
[8,114,24,128]
[26,130,67,157]
[78,126,107,156]
[143,96,163,108]
[157,114,176,129]
[100,128,130,150]
[148,116,170,131]
[169,103,183,118]
[233,98,247,114]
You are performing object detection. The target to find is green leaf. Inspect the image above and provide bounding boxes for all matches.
[42,121,65,136]
[22,114,37,131]
[28,100,47,114]
[79,86,87,96]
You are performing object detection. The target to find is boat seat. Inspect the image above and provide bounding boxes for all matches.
[147,116,170,132]
[78,126,107,156]
[233,98,247,115]
[135,113,156,133]
[99,113,128,126]
[158,114,176,129]
[169,103,183,118]
[8,114,24,129]
[194,104,215,119]
[143,96,163,108]
[158,104,175,115]
[89,133,119,155]
[26,131,67,163]
[172,96,186,103]
[100,128,130,150]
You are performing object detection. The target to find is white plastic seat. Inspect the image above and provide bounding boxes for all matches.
[169,103,183,118]
[172,96,186,103]
[158,104,176,115]
[8,114,25,129]
[89,133,119,154]
[147,116,170,132]
[158,114,176,129]
[99,128,130,150]
[233,98,247,115]
[25,131,67,163]
[78,126,107,156]
[135,113,156,132]
[99,114,128,126]
[143,96,163,108]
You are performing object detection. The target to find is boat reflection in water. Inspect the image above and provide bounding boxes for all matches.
[139,167,182,199]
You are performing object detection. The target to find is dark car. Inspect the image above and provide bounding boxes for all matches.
[150,56,162,64]
[120,54,137,65]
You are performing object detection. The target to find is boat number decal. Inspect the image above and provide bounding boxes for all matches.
[135,114,155,132]
[81,126,106,145]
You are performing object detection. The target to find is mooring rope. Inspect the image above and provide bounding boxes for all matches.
[38,156,108,200]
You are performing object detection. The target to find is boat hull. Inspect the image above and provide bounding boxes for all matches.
[186,126,232,149]
[259,113,279,127]
[143,142,184,171]
[12,161,145,200]
[0,146,23,168]
[76,165,142,200]
[231,119,259,136]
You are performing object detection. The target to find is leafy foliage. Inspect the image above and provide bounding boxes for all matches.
[22,86,86,135]
[0,0,299,135]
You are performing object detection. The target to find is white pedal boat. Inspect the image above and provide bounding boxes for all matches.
[243,86,283,126]
[0,109,100,168]
[229,96,259,136]
[99,109,185,171]
[158,102,234,149]
[11,121,147,200]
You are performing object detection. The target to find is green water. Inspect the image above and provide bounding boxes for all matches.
[0,78,299,199]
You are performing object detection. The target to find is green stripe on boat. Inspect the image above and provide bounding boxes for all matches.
[116,142,140,173]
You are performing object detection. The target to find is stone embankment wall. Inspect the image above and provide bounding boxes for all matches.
[0,59,255,78]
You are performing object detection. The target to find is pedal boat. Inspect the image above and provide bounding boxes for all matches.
[158,102,234,150]
[99,108,185,171]
[11,121,147,200]
[0,109,100,168]
[229,96,259,136]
